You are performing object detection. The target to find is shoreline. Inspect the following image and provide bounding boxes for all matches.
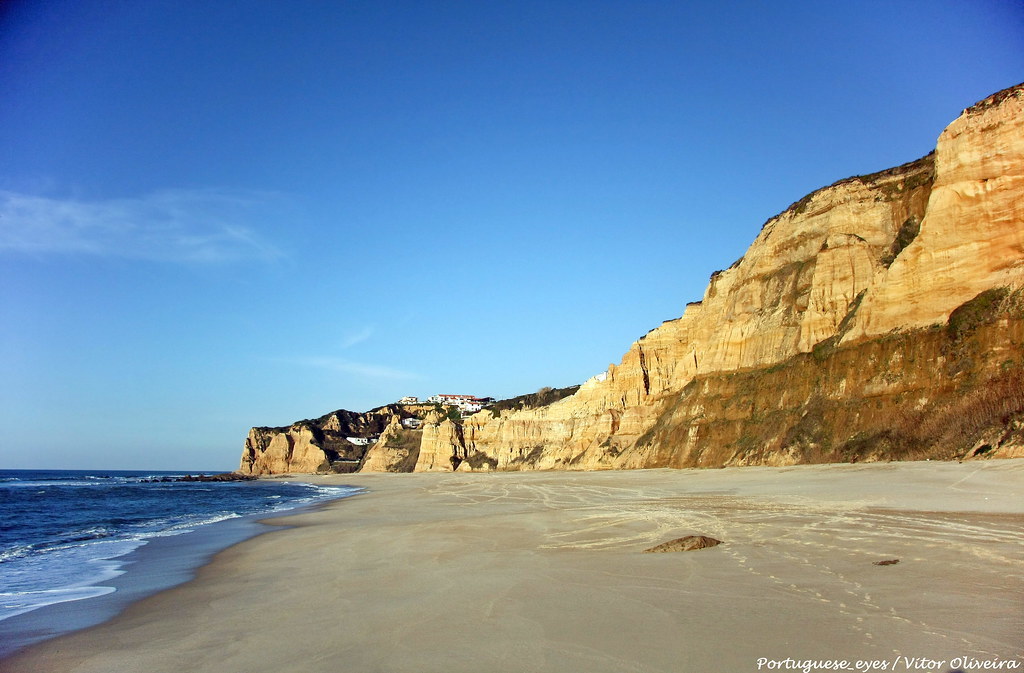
[3,460,1022,673]
[0,484,361,660]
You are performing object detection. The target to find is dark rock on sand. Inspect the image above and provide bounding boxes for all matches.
[643,535,723,553]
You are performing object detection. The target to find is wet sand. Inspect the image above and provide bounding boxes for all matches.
[3,460,1022,673]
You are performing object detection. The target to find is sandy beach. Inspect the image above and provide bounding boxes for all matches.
[3,460,1022,673]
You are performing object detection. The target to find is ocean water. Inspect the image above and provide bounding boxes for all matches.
[0,470,358,630]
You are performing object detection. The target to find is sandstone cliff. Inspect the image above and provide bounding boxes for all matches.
[359,415,421,472]
[241,82,1024,475]
[413,411,466,471]
[240,405,415,475]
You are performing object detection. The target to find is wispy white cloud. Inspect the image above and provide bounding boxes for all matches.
[281,356,419,381]
[339,326,375,350]
[0,188,283,262]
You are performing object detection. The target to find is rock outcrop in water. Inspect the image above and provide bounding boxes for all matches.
[240,83,1024,476]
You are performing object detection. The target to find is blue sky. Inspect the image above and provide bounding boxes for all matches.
[1,1,1021,470]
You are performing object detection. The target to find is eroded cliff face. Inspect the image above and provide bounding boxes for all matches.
[239,406,410,475]
[847,87,1024,341]
[414,412,466,471]
[241,426,331,475]
[629,299,1024,469]
[424,82,1024,472]
[360,415,421,472]
[448,154,939,470]
[240,83,1024,475]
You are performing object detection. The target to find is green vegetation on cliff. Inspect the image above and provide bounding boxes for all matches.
[488,385,582,417]
[635,291,1024,467]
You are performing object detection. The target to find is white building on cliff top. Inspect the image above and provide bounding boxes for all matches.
[426,394,494,413]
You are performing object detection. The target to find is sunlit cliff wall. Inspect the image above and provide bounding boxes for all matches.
[241,83,1024,475]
